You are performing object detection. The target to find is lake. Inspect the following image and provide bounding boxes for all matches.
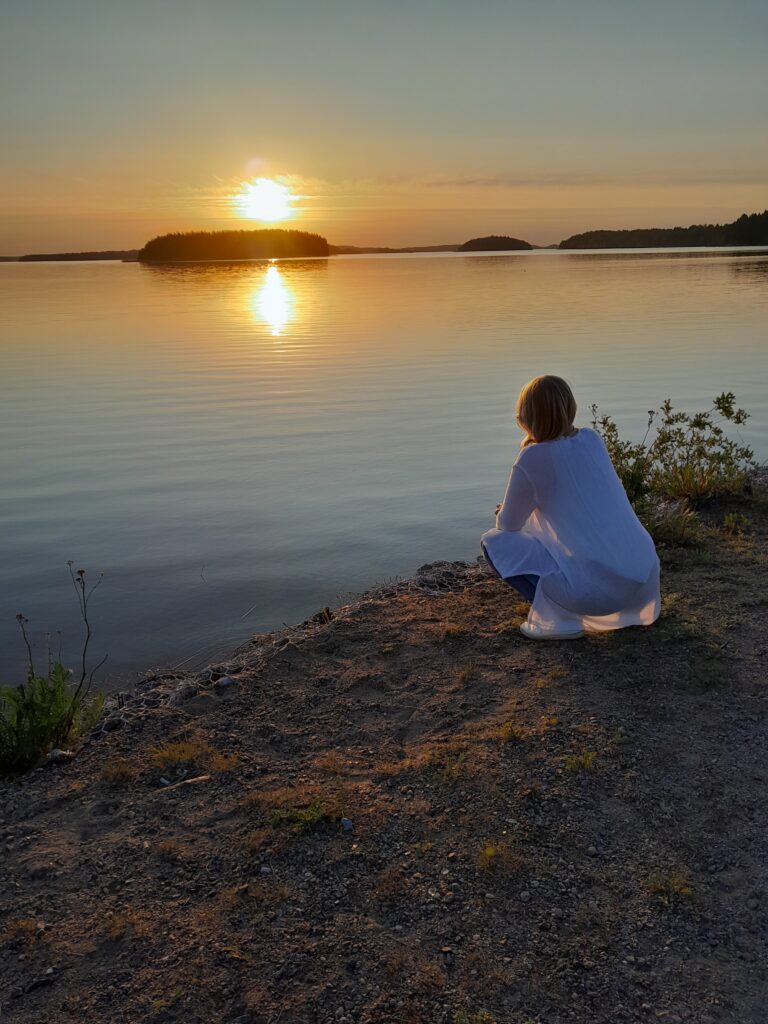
[1,248,766,687]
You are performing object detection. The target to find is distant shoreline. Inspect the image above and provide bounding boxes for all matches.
[3,244,768,264]
[4,207,766,262]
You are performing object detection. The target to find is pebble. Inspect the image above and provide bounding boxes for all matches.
[47,749,75,764]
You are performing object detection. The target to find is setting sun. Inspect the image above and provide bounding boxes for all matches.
[234,177,295,222]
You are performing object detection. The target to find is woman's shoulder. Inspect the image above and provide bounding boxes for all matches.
[514,440,549,475]
[576,426,600,443]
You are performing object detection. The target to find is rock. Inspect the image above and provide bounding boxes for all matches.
[47,749,75,764]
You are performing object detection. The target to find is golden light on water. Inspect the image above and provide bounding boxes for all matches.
[234,177,295,222]
[253,265,292,335]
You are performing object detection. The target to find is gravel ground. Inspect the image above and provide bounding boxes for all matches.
[1,496,767,1024]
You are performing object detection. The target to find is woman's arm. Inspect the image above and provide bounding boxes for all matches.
[495,463,537,532]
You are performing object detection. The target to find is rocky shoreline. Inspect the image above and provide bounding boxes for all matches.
[89,559,494,744]
[2,499,767,1024]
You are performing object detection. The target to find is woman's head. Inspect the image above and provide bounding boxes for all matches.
[516,375,577,447]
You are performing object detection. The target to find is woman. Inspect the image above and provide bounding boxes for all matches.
[481,375,660,640]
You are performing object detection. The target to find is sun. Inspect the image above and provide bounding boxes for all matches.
[234,177,295,222]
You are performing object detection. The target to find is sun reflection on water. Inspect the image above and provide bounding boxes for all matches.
[253,264,292,336]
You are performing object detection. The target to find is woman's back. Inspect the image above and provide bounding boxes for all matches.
[516,428,657,585]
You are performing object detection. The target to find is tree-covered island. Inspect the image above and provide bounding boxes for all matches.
[457,235,534,251]
[138,228,329,262]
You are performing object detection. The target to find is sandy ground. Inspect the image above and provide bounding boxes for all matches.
[1,496,767,1024]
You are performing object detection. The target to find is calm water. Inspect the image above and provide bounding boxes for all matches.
[1,249,767,686]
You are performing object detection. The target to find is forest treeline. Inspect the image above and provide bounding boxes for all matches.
[19,250,138,261]
[138,229,329,262]
[559,210,768,249]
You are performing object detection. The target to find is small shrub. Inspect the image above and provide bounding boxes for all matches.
[155,838,186,861]
[0,664,103,776]
[101,757,135,787]
[454,1008,498,1024]
[209,750,239,772]
[636,496,704,548]
[431,749,467,784]
[646,871,693,906]
[565,750,597,773]
[498,721,528,743]
[591,393,755,503]
[269,797,340,833]
[476,841,521,874]
[722,511,748,536]
[148,734,234,772]
[411,840,433,858]
[456,661,478,685]
[1,566,106,776]
[317,751,346,776]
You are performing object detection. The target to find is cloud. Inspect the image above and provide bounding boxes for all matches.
[421,168,768,189]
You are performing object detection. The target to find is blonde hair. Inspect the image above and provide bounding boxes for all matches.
[516,375,577,447]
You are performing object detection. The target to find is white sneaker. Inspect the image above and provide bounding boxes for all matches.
[520,621,584,641]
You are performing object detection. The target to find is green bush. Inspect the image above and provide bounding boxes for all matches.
[1,565,106,776]
[591,394,756,547]
[0,664,103,775]
[591,393,756,503]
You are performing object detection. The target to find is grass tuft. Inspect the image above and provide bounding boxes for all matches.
[565,750,598,773]
[646,871,693,906]
[100,757,134,787]
[476,841,522,874]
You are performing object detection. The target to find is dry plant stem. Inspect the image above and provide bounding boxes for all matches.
[61,563,107,741]
[15,614,35,679]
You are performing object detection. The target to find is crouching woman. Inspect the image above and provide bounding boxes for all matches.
[481,375,660,640]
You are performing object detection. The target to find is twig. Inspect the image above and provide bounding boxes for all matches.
[15,614,35,679]
[156,774,211,793]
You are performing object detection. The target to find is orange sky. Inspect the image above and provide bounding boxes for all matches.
[1,1,766,253]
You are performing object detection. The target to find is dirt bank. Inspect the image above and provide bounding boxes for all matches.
[1,497,767,1024]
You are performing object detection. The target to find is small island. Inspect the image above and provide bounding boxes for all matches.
[138,228,329,263]
[458,235,534,252]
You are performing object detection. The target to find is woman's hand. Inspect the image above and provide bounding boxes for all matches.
[495,503,502,515]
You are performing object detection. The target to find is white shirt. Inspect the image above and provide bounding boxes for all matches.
[481,427,660,635]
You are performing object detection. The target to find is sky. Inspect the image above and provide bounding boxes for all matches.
[1,0,767,252]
